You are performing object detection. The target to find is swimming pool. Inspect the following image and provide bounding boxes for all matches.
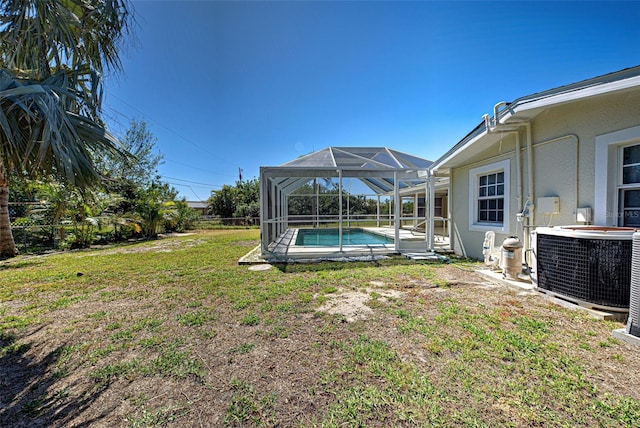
[294,228,394,246]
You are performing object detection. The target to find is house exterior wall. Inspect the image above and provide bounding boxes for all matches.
[448,88,640,260]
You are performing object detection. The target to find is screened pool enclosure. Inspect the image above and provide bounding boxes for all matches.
[259,147,447,259]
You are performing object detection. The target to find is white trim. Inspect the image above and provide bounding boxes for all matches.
[508,76,640,117]
[430,130,488,174]
[594,125,640,225]
[468,159,510,234]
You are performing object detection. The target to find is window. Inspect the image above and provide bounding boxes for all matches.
[478,172,505,223]
[618,144,640,227]
[469,160,510,233]
[434,197,443,218]
[594,125,640,226]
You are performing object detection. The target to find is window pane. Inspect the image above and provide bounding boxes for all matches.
[496,184,504,195]
[488,174,496,185]
[479,211,487,221]
[479,187,486,197]
[497,198,504,209]
[488,211,497,222]
[623,165,640,184]
[479,200,487,210]
[479,176,487,186]
[489,199,496,210]
[488,186,495,196]
[497,172,504,183]
[624,210,640,227]
[625,190,640,207]
[624,145,640,165]
[497,211,504,222]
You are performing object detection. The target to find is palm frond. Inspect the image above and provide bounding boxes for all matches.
[0,68,129,187]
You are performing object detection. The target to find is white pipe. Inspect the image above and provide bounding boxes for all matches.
[514,131,523,214]
[483,114,491,131]
[493,101,508,128]
[525,123,535,225]
[529,134,580,219]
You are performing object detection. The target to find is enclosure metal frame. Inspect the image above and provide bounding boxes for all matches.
[259,147,436,258]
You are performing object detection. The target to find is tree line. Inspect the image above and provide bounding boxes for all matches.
[9,119,199,250]
[0,0,199,258]
[207,180,389,224]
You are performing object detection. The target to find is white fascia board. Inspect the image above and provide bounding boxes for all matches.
[429,129,489,175]
[505,75,640,119]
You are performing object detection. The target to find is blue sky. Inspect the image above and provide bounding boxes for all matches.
[104,1,640,200]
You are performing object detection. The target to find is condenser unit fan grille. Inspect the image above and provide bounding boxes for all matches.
[536,234,631,308]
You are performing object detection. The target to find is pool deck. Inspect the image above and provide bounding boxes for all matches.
[252,227,450,262]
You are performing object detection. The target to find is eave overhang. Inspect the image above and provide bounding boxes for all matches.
[429,67,640,176]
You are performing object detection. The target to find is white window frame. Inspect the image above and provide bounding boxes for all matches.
[618,144,640,226]
[469,160,510,233]
[595,125,640,226]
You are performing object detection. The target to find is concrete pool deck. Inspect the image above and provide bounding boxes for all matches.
[239,227,450,263]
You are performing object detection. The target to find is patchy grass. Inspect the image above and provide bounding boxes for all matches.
[0,229,639,427]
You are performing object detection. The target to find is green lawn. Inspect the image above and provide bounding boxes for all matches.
[1,229,639,427]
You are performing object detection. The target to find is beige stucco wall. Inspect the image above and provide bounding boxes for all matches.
[449,88,640,260]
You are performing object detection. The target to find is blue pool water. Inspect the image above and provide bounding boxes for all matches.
[295,228,394,246]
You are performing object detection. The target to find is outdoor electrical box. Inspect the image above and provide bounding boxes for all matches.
[537,197,560,214]
[576,207,592,223]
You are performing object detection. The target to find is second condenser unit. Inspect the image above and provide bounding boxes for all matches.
[532,226,633,311]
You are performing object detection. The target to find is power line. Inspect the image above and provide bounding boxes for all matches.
[164,158,236,178]
[165,182,206,201]
[161,175,222,188]
[108,93,242,169]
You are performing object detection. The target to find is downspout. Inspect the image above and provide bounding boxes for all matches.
[486,102,524,218]
[514,131,523,216]
[486,102,528,251]
[525,122,535,227]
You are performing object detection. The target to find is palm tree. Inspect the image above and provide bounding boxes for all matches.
[0,0,133,258]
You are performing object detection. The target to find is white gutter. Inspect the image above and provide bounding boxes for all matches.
[430,129,488,174]
[511,75,640,114]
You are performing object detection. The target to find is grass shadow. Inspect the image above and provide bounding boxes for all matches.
[0,259,45,271]
[0,327,110,427]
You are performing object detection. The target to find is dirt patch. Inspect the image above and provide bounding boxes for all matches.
[316,284,404,322]
[82,238,206,256]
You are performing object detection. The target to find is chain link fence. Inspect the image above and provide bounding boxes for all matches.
[8,201,260,254]
[10,217,61,254]
[194,216,260,229]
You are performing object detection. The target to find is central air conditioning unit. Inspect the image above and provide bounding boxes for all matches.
[532,226,633,311]
[627,232,640,336]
